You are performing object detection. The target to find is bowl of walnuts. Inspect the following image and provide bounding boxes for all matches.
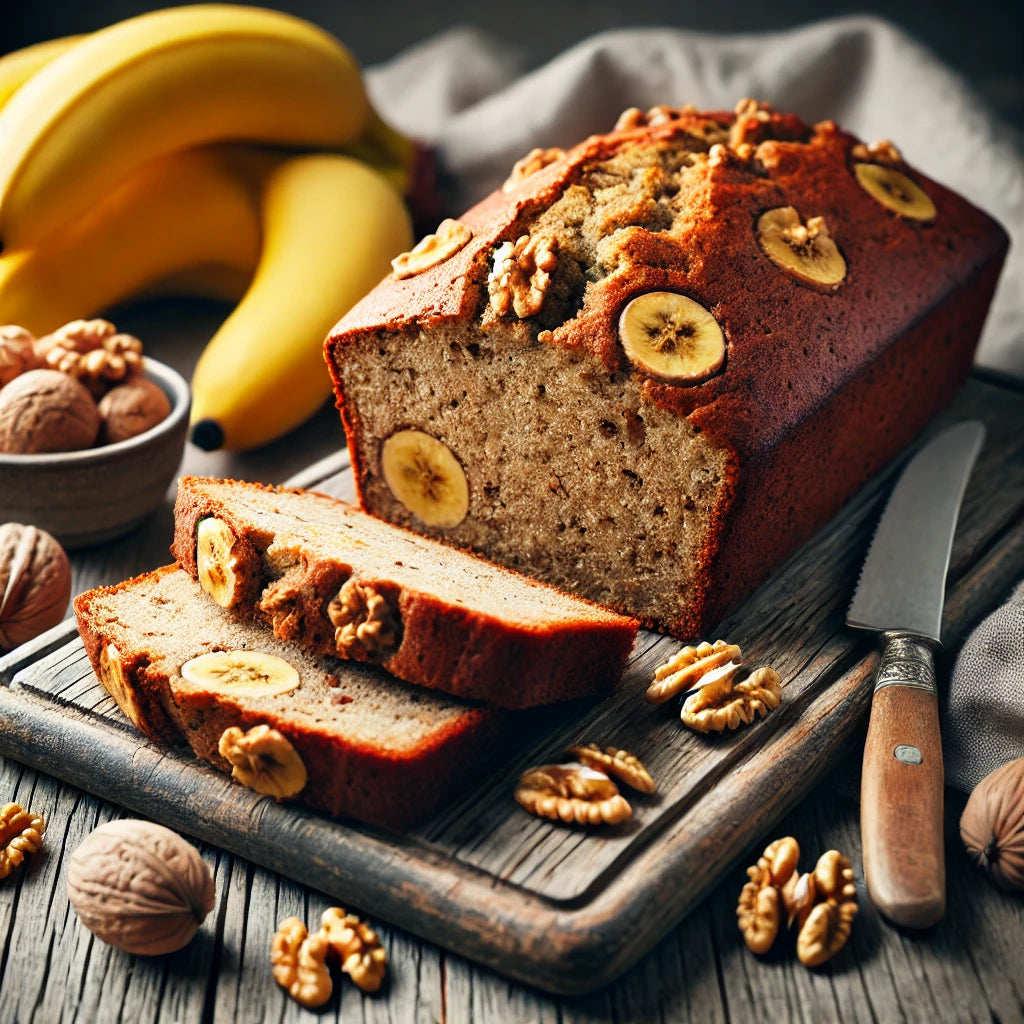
[0,320,189,548]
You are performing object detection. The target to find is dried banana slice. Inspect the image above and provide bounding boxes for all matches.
[757,207,846,287]
[381,429,469,528]
[180,650,300,698]
[854,163,936,221]
[618,291,725,384]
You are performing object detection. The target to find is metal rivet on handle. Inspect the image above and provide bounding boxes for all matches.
[894,744,923,765]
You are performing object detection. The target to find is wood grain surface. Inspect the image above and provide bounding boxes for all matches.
[1,366,1023,1020]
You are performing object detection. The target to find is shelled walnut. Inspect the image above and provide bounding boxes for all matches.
[320,907,387,993]
[0,802,46,880]
[514,762,632,825]
[680,664,783,733]
[567,743,656,794]
[738,838,858,967]
[502,147,565,191]
[793,851,858,967]
[218,724,307,799]
[0,326,41,386]
[327,577,400,661]
[38,318,143,397]
[272,918,333,1009]
[488,234,558,319]
[646,640,741,704]
[737,836,800,954]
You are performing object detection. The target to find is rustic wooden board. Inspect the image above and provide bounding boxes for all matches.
[1,376,1022,997]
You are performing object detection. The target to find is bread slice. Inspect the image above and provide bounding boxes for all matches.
[170,476,638,708]
[74,564,507,830]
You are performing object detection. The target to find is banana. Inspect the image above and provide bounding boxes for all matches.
[757,207,846,288]
[617,291,726,383]
[189,153,413,451]
[854,163,936,221]
[0,5,369,249]
[180,651,300,697]
[0,145,270,335]
[381,429,470,528]
[0,35,81,109]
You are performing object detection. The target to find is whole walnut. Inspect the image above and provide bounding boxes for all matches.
[961,756,1024,890]
[0,524,71,652]
[0,325,41,387]
[67,819,216,955]
[98,376,171,444]
[0,369,99,453]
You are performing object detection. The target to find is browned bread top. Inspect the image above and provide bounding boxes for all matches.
[171,476,638,707]
[73,564,506,829]
[327,101,1008,458]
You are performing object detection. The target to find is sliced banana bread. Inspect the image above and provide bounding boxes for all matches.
[74,564,507,830]
[171,475,637,709]
[325,101,1008,637]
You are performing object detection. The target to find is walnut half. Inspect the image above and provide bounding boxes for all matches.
[218,724,307,799]
[327,577,400,661]
[737,836,800,954]
[488,234,558,319]
[320,907,387,993]
[681,664,783,733]
[794,851,858,967]
[0,801,46,880]
[515,763,632,825]
[272,918,333,1009]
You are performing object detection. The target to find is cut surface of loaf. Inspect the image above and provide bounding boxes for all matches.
[74,564,506,830]
[171,475,637,708]
[325,100,1009,637]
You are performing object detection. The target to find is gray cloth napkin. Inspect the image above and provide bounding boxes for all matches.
[366,17,1024,790]
[944,581,1024,793]
[366,15,1024,378]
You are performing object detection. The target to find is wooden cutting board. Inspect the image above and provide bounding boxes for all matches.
[1,376,1021,996]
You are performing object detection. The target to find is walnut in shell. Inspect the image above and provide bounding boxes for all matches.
[98,376,171,444]
[0,523,72,652]
[67,819,215,954]
[960,756,1024,890]
[0,368,99,453]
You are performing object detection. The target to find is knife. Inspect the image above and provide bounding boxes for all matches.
[847,419,985,929]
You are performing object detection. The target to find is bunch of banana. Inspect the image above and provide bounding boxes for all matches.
[0,5,421,450]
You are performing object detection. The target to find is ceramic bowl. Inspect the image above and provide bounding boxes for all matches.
[0,357,190,548]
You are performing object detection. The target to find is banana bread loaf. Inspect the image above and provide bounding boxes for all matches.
[74,564,507,829]
[325,100,1009,637]
[171,475,637,708]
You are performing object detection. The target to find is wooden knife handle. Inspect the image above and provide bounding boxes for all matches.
[860,633,945,928]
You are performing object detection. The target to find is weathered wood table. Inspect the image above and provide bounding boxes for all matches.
[1,300,1022,1023]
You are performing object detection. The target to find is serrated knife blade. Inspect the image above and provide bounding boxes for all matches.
[849,419,984,929]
